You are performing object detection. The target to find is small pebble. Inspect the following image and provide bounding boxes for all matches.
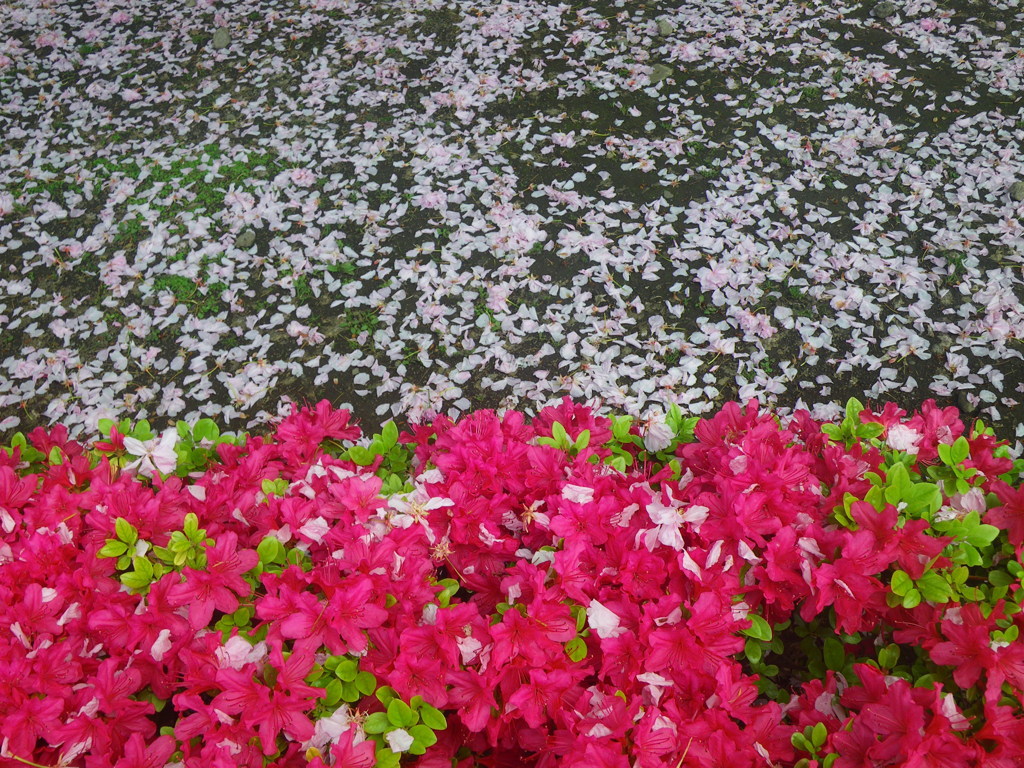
[211,27,231,50]
[235,229,256,249]
[871,1,898,18]
[649,64,674,85]
[656,19,676,37]
[957,391,977,414]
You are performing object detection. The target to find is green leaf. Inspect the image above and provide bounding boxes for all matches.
[845,397,864,423]
[742,614,773,642]
[951,436,969,465]
[552,421,569,448]
[194,418,219,443]
[388,698,417,728]
[435,578,460,608]
[904,483,942,518]
[419,704,447,731]
[565,636,588,662]
[917,571,953,603]
[666,404,682,432]
[381,421,399,449]
[791,732,812,752]
[612,416,633,441]
[376,686,398,706]
[938,443,952,466]
[966,523,1000,548]
[349,446,375,466]
[98,418,114,436]
[822,424,841,440]
[98,539,128,558]
[375,748,401,768]
[355,670,377,695]
[120,558,153,591]
[341,681,360,702]
[857,422,884,439]
[914,673,937,688]
[990,570,1014,587]
[409,724,437,750]
[232,606,251,625]
[884,463,912,505]
[679,416,700,441]
[744,638,763,664]
[182,513,199,539]
[261,477,288,497]
[133,556,154,580]
[256,536,284,565]
[363,712,390,734]
[335,658,358,682]
[890,570,913,597]
[571,604,587,633]
[823,638,845,672]
[120,573,147,590]
[811,722,828,749]
[960,543,983,567]
[323,679,343,706]
[902,588,922,609]
[574,429,591,452]
[114,517,137,545]
[878,643,900,669]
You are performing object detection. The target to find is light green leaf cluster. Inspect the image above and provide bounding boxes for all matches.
[820,398,884,447]
[339,421,413,495]
[791,721,835,768]
[537,421,590,455]
[97,512,216,594]
[307,655,378,714]
[362,688,447,765]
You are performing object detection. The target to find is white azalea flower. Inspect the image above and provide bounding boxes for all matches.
[122,429,179,478]
[385,728,414,753]
[587,599,626,639]
[643,419,675,452]
[886,424,922,455]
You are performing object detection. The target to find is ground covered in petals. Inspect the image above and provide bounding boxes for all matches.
[1,0,1023,438]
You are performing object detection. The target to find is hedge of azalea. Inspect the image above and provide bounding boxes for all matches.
[3,397,1024,768]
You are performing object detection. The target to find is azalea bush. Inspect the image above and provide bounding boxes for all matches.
[3,397,1024,767]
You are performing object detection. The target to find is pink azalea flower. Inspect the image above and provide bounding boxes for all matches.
[167,532,257,629]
